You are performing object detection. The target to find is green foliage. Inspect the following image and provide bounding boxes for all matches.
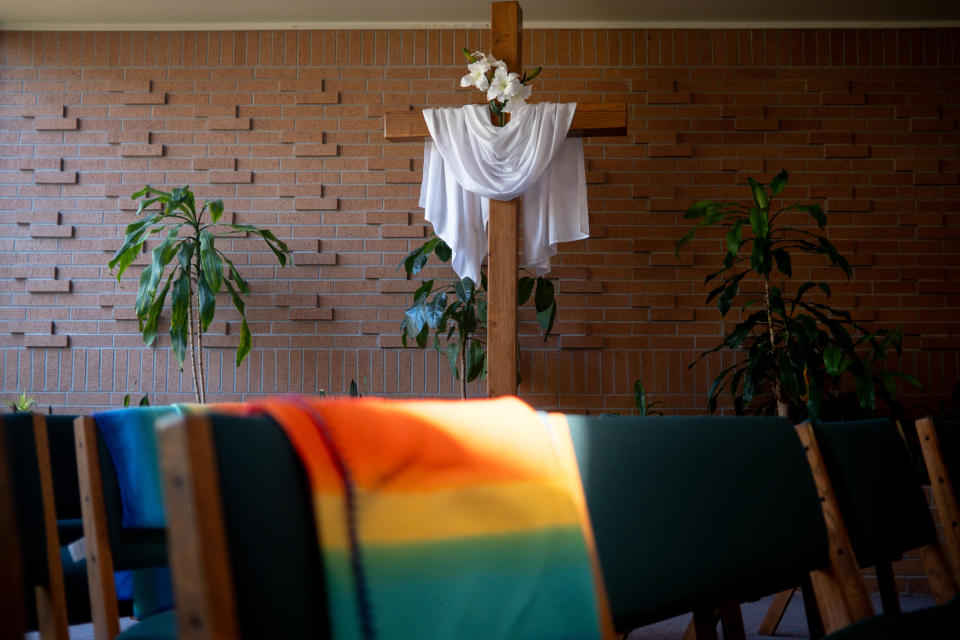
[6,392,37,413]
[633,379,664,416]
[676,170,919,421]
[123,393,150,407]
[109,186,291,402]
[399,234,557,398]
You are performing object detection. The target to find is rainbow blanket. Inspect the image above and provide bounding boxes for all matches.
[243,395,613,640]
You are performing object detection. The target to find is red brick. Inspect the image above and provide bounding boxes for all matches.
[209,170,253,183]
[26,280,70,293]
[123,92,166,105]
[35,118,77,130]
[294,198,338,210]
[207,117,251,130]
[294,143,338,157]
[120,144,163,157]
[34,171,77,184]
[295,92,339,104]
[28,224,73,238]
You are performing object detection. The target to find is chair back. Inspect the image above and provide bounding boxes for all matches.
[812,419,937,569]
[161,412,330,640]
[565,415,832,631]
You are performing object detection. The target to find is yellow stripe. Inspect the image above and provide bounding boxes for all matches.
[315,480,581,547]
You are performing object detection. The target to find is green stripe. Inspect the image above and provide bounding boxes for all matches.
[323,526,601,640]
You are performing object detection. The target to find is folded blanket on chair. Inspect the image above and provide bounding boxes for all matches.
[243,395,613,640]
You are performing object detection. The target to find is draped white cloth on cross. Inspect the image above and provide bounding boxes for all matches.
[419,102,589,285]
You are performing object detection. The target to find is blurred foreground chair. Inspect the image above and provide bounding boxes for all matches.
[157,411,329,640]
[797,418,959,638]
[75,413,177,640]
[0,413,93,640]
[566,415,874,639]
[917,417,960,584]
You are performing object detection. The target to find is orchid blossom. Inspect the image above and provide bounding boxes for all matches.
[502,77,532,112]
[487,65,520,103]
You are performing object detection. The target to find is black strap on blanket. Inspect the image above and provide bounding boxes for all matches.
[288,397,376,640]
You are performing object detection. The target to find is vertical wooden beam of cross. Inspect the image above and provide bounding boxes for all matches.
[384,1,626,397]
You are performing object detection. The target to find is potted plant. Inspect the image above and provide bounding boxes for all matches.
[399,235,557,399]
[676,170,919,421]
[109,186,290,404]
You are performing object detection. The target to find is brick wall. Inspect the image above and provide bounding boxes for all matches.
[0,28,958,416]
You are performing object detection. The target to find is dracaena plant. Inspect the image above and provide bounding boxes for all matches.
[109,186,290,404]
[676,170,919,421]
[399,235,557,399]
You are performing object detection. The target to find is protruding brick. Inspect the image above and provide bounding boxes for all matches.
[294,198,338,210]
[289,308,334,320]
[294,253,337,265]
[34,172,77,184]
[207,117,250,130]
[209,171,252,184]
[24,335,68,348]
[18,158,61,171]
[35,118,78,130]
[123,92,167,105]
[26,280,71,293]
[294,144,338,157]
[120,144,164,157]
[281,131,324,144]
[295,92,340,105]
[29,224,73,238]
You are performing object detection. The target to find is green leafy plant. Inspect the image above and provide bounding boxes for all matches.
[123,393,150,407]
[399,235,557,399]
[676,169,919,421]
[633,379,664,416]
[6,392,37,413]
[109,186,291,404]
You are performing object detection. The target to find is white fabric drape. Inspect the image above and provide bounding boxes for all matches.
[419,102,589,284]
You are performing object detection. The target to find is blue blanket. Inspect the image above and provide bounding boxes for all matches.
[93,406,181,529]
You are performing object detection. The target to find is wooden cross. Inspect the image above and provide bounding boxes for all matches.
[384,1,627,397]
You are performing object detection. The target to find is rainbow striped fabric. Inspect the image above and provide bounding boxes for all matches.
[245,395,612,640]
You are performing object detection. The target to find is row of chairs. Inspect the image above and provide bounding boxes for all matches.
[2,408,959,639]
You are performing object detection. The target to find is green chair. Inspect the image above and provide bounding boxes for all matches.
[917,417,960,584]
[158,412,330,640]
[0,413,94,640]
[565,415,873,639]
[74,415,176,640]
[804,418,960,638]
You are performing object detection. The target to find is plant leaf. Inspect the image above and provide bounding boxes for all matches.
[534,277,555,312]
[197,274,216,332]
[208,199,224,223]
[537,301,557,339]
[169,267,190,366]
[455,277,475,303]
[770,169,788,197]
[773,248,792,278]
[200,230,224,293]
[748,178,768,210]
[517,276,535,305]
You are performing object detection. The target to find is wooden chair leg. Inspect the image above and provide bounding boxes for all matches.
[75,416,120,640]
[919,543,959,605]
[758,588,795,636]
[875,560,901,614]
[0,423,27,640]
[917,417,960,584]
[719,602,745,640]
[33,415,70,640]
[796,423,875,634]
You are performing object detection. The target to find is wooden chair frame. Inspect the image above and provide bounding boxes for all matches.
[917,416,960,584]
[74,415,121,640]
[0,415,71,640]
[157,413,238,640]
[798,421,959,632]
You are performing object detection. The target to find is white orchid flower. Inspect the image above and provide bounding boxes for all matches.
[460,57,491,91]
[502,78,532,112]
[487,66,519,103]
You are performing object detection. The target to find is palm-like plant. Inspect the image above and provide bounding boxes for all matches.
[676,170,919,421]
[109,186,290,403]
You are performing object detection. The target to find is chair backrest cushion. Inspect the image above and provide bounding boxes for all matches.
[566,415,829,630]
[812,419,938,568]
[208,413,330,640]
